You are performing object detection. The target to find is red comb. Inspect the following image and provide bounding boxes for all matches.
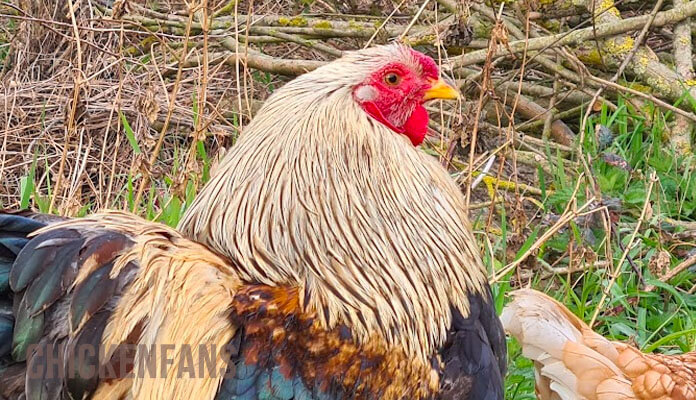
[409,49,439,80]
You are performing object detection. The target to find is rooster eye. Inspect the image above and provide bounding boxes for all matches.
[384,73,400,86]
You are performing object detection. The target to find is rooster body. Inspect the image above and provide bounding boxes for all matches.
[501,289,696,400]
[1,212,442,399]
[0,45,506,399]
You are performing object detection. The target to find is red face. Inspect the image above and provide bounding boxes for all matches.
[353,50,459,146]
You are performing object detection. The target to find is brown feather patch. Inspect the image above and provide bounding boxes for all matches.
[230,284,439,400]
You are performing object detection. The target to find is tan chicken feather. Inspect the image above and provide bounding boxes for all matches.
[501,289,696,400]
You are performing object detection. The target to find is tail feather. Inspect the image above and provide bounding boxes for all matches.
[0,298,12,357]
[501,289,635,400]
[0,259,10,292]
[0,212,53,363]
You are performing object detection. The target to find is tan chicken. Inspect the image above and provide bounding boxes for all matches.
[0,44,506,399]
[501,289,696,400]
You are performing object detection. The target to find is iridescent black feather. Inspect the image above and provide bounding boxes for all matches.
[0,211,139,400]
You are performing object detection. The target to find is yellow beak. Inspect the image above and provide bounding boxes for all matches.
[423,78,460,101]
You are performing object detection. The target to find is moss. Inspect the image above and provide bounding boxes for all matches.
[313,20,332,29]
[404,34,436,46]
[623,81,651,93]
[579,48,603,65]
[540,19,561,32]
[289,17,308,27]
[472,20,493,39]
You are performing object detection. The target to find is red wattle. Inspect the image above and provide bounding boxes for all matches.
[402,105,429,146]
[363,102,404,134]
[361,101,428,146]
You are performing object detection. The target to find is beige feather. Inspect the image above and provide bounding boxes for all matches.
[501,289,696,400]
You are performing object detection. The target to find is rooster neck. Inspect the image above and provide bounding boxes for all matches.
[179,79,488,363]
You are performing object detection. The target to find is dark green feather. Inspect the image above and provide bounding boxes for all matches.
[0,299,13,357]
[0,259,11,292]
[9,229,81,292]
[11,294,44,362]
[0,213,47,234]
[24,237,84,316]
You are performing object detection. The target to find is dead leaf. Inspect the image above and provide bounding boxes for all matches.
[601,152,632,172]
[137,86,160,124]
[649,250,671,277]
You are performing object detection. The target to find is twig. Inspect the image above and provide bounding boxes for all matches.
[492,197,600,282]
[252,26,342,57]
[579,0,665,144]
[132,7,195,211]
[449,0,696,68]
[645,254,696,292]
[50,0,83,215]
[399,0,430,40]
[588,75,696,123]
[470,154,495,190]
[669,0,693,154]
[365,0,408,47]
[491,175,594,283]
[590,172,657,327]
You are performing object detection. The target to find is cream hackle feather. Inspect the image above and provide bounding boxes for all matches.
[178,44,488,362]
[501,289,696,400]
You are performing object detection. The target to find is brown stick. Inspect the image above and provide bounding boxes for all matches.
[669,0,694,154]
[645,254,696,292]
[449,0,696,69]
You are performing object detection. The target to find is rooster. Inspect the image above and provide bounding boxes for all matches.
[501,289,696,400]
[0,44,506,399]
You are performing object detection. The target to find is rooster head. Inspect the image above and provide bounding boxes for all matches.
[351,45,459,146]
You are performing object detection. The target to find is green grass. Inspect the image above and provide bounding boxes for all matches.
[495,96,696,399]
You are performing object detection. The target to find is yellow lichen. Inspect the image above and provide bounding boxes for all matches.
[313,20,332,29]
[278,16,307,27]
[596,0,620,18]
[605,36,634,56]
[403,34,436,46]
[289,17,308,27]
[685,79,696,86]
[347,20,365,31]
